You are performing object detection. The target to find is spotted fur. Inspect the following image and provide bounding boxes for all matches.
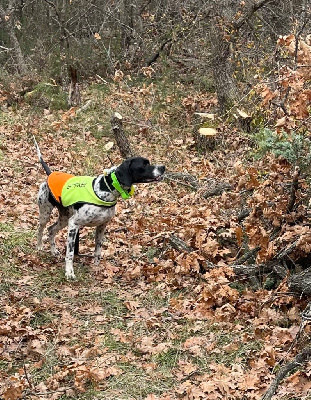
[35,141,165,279]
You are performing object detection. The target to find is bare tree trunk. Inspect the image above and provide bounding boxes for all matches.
[210,20,239,113]
[209,0,271,113]
[121,0,134,54]
[0,3,28,75]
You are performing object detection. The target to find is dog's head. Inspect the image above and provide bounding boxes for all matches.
[115,157,165,187]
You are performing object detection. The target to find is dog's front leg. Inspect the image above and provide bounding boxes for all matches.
[65,217,79,279]
[94,224,107,265]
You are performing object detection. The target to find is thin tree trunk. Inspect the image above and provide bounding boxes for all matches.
[0,4,28,75]
[209,0,271,113]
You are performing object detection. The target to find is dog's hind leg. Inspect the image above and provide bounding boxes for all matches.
[64,217,79,279]
[47,210,69,256]
[37,183,54,250]
[94,223,107,265]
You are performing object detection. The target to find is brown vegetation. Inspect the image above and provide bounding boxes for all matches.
[1,1,311,399]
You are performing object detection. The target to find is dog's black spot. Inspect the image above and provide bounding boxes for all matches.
[73,203,84,210]
[48,193,60,207]
[68,229,77,253]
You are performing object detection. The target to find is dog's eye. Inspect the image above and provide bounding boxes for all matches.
[143,160,150,167]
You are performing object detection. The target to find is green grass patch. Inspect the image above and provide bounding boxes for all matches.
[103,363,174,399]
[98,290,128,317]
[140,285,169,309]
[59,389,102,400]
[0,222,35,260]
[30,310,56,328]
[152,347,180,369]
[0,359,10,371]
[24,82,68,110]
[101,332,132,354]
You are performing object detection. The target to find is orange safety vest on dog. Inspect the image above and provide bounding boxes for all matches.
[47,171,74,204]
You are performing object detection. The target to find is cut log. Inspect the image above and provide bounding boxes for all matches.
[110,112,134,159]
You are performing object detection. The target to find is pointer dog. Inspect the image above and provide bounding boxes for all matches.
[34,138,165,279]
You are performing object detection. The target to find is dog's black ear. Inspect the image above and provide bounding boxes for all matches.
[115,159,133,187]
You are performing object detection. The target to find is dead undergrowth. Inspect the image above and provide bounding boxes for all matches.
[0,76,310,400]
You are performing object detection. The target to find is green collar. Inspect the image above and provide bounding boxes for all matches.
[111,172,135,200]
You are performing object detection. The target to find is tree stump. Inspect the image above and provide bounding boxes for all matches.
[235,108,252,133]
[193,112,217,153]
[110,112,134,159]
[68,66,81,107]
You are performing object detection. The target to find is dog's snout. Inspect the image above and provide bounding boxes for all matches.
[154,165,165,177]
[159,165,165,174]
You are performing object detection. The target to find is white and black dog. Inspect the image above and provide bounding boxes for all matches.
[34,137,165,279]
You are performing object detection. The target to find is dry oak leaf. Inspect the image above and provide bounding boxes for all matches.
[110,327,132,343]
[137,336,170,354]
[28,338,46,355]
[261,345,276,367]
[237,372,261,391]
[176,360,197,381]
[2,384,24,400]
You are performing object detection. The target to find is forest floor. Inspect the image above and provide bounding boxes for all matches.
[0,76,310,400]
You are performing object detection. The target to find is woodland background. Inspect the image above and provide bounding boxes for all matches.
[1,0,311,399]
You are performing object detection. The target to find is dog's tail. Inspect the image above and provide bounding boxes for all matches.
[33,135,52,176]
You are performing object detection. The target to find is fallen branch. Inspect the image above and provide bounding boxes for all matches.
[168,234,194,253]
[201,181,233,198]
[164,172,199,190]
[145,38,172,66]
[237,207,251,222]
[288,267,311,296]
[261,346,311,400]
[76,99,92,114]
[234,246,261,265]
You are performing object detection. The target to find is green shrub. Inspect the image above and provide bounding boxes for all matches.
[24,82,68,110]
[254,128,311,171]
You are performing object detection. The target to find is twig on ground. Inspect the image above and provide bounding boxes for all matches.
[261,346,311,400]
[233,246,261,265]
[164,172,199,190]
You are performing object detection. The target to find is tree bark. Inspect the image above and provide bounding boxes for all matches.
[261,346,311,400]
[0,3,29,75]
[288,267,311,296]
[68,66,81,107]
[210,28,239,113]
[110,112,134,159]
[121,0,134,53]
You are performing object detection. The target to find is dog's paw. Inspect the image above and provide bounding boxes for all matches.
[65,258,76,279]
[65,266,76,279]
[65,271,76,279]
